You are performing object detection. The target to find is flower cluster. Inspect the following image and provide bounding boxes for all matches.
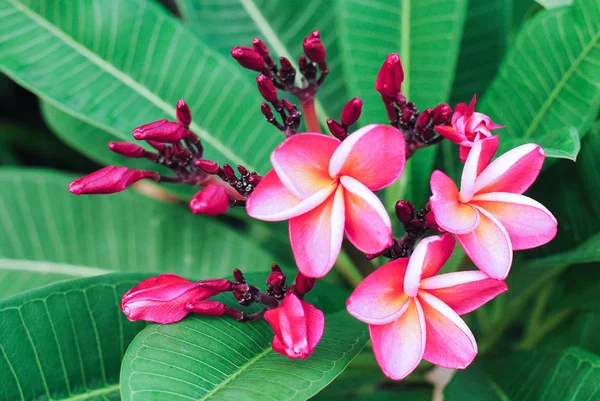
[69,30,557,379]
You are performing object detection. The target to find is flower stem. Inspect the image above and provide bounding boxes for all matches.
[335,248,364,287]
[300,98,321,133]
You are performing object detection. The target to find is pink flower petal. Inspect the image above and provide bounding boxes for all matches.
[346,258,410,325]
[420,271,508,315]
[340,175,393,254]
[289,186,345,278]
[246,170,335,222]
[434,125,465,144]
[430,170,479,234]
[329,124,405,191]
[475,144,545,195]
[418,291,477,369]
[370,298,426,380]
[458,145,471,162]
[271,133,339,198]
[404,234,456,296]
[459,136,499,202]
[456,206,513,279]
[470,192,557,250]
[302,299,326,351]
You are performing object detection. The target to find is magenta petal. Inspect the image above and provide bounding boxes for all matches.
[430,170,479,234]
[471,192,557,250]
[420,271,508,315]
[370,298,426,380]
[456,207,513,279]
[404,234,456,296]
[346,259,410,325]
[289,186,345,278]
[419,291,477,369]
[329,124,406,191]
[434,125,465,144]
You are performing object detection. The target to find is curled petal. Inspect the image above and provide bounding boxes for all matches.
[346,259,409,325]
[370,298,426,380]
[289,186,345,278]
[456,207,513,279]
[271,133,339,198]
[459,136,499,202]
[430,170,479,234]
[420,271,508,315]
[329,124,405,191]
[458,145,471,162]
[404,234,456,296]
[246,170,335,222]
[471,192,557,250]
[189,184,229,216]
[418,291,477,369]
[340,175,393,254]
[434,125,465,144]
[475,144,545,195]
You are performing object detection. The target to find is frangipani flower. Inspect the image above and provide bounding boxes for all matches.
[434,95,503,161]
[346,234,507,380]
[429,136,557,279]
[247,124,405,278]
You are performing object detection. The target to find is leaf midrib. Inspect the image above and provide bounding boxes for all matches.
[523,18,600,138]
[400,0,411,100]
[6,0,253,170]
[0,259,111,277]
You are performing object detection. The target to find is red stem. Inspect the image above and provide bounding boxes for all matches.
[300,98,321,133]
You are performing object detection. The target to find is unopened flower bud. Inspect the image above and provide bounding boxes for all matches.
[194,159,220,174]
[432,103,451,125]
[395,92,406,107]
[294,272,315,295]
[222,164,236,179]
[395,200,415,224]
[146,140,166,152]
[237,165,249,176]
[186,300,228,316]
[416,109,432,130]
[266,264,286,287]
[69,166,158,195]
[256,75,278,103]
[252,38,270,58]
[298,55,309,71]
[341,98,363,127]
[231,46,265,71]
[189,184,229,216]
[279,57,293,72]
[402,106,414,122]
[233,269,245,283]
[133,119,190,143]
[261,102,274,120]
[375,54,404,101]
[327,119,347,140]
[198,278,232,292]
[108,142,146,158]
[425,212,445,233]
[176,99,192,128]
[303,31,326,63]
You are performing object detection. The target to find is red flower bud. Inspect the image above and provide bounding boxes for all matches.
[132,119,190,143]
[341,98,363,126]
[176,99,192,128]
[252,38,270,58]
[302,31,326,63]
[198,278,233,292]
[416,108,432,130]
[432,103,452,125]
[375,54,404,101]
[194,159,221,174]
[395,200,415,224]
[222,164,236,179]
[425,211,445,233]
[327,119,347,140]
[189,184,229,216]
[120,274,220,324]
[231,46,265,71]
[256,75,278,103]
[233,269,245,283]
[69,166,158,195]
[186,300,228,316]
[147,140,167,152]
[294,272,315,295]
[267,264,286,287]
[108,142,146,158]
[279,56,294,72]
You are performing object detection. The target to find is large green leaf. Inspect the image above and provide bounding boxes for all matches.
[175,0,348,121]
[0,168,277,298]
[0,0,281,173]
[0,273,148,401]
[445,347,600,401]
[480,0,600,152]
[121,279,369,401]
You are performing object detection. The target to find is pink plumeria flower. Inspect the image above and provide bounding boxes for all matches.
[429,136,557,279]
[347,234,507,380]
[264,292,325,359]
[247,125,405,277]
[434,95,503,162]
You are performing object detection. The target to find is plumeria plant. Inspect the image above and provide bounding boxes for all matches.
[1,0,599,400]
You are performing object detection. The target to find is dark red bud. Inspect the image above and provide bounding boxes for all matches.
[282,98,295,112]
[248,174,262,186]
[341,98,363,126]
[303,33,326,63]
[231,46,265,71]
[233,269,245,283]
[222,164,236,179]
[298,55,309,70]
[395,200,415,224]
[189,185,229,216]
[261,102,273,117]
[402,106,413,122]
[256,75,278,103]
[279,57,293,72]
[395,92,407,107]
[266,271,286,287]
[146,141,166,152]
[176,99,192,128]
[186,300,228,316]
[194,159,220,174]
[432,103,452,125]
[133,120,190,143]
[375,54,404,101]
[237,165,249,176]
[108,142,146,158]
[425,212,445,233]
[327,119,347,140]
[252,38,270,58]
[198,278,232,292]
[69,166,158,195]
[294,272,315,295]
[310,30,320,38]
[416,109,433,129]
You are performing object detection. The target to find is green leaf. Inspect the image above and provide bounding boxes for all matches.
[0,168,277,298]
[536,0,573,9]
[450,0,512,104]
[480,0,600,152]
[175,0,348,121]
[121,279,369,401]
[0,0,281,173]
[0,273,148,401]
[445,347,600,401]
[528,233,600,267]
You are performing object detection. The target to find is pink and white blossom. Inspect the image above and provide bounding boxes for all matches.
[246,125,406,278]
[346,234,507,380]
